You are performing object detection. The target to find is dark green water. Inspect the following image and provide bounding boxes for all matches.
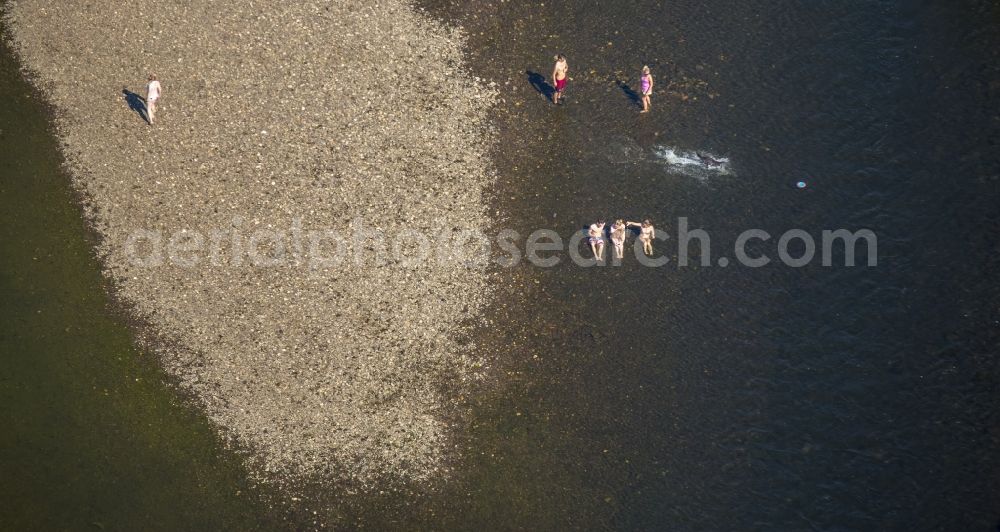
[0,29,285,530]
[3,1,1000,530]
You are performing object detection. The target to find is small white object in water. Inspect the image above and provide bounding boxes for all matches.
[797,181,807,189]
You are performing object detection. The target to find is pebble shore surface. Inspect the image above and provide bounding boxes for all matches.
[5,0,497,484]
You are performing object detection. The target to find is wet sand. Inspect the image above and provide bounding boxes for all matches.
[4,0,497,486]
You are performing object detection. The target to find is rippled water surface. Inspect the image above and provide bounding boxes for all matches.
[410,0,1000,528]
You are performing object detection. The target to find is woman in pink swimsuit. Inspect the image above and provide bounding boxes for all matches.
[640,65,653,113]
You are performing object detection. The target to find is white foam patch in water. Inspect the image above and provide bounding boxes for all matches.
[653,145,733,179]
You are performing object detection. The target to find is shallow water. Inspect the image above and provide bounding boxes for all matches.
[409,0,1000,528]
[3,0,999,529]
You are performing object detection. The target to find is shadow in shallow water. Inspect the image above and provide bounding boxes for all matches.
[526,70,554,101]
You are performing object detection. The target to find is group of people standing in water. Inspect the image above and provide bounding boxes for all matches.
[554,53,657,262]
[587,219,656,261]
[552,54,654,112]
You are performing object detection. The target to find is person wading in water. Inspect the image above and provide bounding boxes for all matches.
[640,65,654,113]
[552,54,569,105]
[588,219,606,261]
[627,219,656,256]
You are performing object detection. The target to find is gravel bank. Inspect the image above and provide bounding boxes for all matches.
[4,0,497,485]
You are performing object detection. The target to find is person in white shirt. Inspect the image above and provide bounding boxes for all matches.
[146,74,162,125]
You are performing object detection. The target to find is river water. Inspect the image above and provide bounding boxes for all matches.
[408,0,1000,528]
[3,0,999,529]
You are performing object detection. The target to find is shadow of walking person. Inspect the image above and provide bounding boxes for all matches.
[526,70,554,101]
[122,88,148,124]
[617,80,641,108]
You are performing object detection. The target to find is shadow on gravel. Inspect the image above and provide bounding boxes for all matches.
[122,88,148,124]
[526,70,554,101]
